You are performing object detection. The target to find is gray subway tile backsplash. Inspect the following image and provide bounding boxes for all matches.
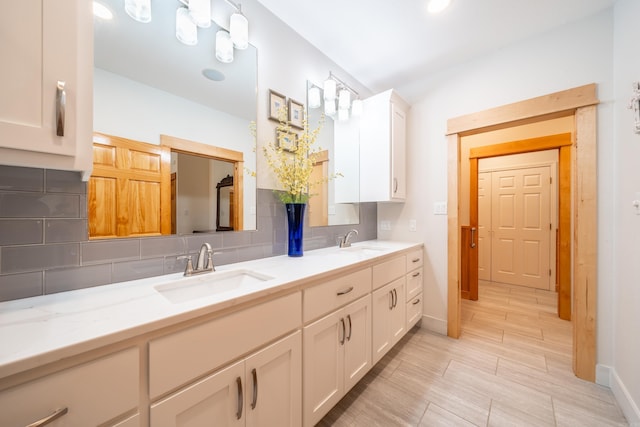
[0,166,377,301]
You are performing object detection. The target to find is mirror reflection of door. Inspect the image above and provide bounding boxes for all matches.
[309,150,329,226]
[216,175,234,231]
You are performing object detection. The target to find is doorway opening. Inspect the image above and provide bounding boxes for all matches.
[446,84,598,381]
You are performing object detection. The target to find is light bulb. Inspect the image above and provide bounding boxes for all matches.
[176,7,197,46]
[308,86,321,109]
[323,79,336,101]
[125,0,151,23]
[216,30,234,63]
[338,89,351,110]
[230,11,249,49]
[189,0,211,28]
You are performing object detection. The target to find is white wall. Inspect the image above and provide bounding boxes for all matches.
[612,0,640,423]
[379,10,616,360]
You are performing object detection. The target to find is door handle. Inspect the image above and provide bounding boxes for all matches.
[339,318,346,345]
[346,314,352,341]
[250,368,258,410]
[470,227,477,249]
[236,377,243,420]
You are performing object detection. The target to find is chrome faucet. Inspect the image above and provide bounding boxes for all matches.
[177,243,215,276]
[339,229,358,248]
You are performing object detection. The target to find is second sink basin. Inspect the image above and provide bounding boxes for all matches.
[340,245,389,256]
[154,269,274,304]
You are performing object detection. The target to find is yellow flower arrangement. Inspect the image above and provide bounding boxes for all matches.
[262,106,340,204]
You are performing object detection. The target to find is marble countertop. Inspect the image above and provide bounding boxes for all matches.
[0,240,422,379]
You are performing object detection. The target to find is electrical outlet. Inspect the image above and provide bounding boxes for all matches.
[380,220,391,231]
[409,219,417,232]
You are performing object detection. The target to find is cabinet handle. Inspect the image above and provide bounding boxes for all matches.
[393,178,398,194]
[251,368,258,410]
[339,318,346,345]
[470,227,477,249]
[388,290,394,310]
[413,298,421,305]
[412,272,420,278]
[346,314,352,341]
[55,81,66,137]
[412,258,420,263]
[26,407,68,427]
[236,377,243,420]
[336,286,354,296]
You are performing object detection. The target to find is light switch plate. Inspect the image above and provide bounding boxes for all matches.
[409,219,417,231]
[380,220,391,231]
[433,201,447,215]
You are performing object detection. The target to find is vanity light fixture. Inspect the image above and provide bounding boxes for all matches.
[338,89,351,110]
[308,86,322,109]
[322,72,361,119]
[176,6,198,45]
[427,0,451,14]
[324,98,336,116]
[215,30,234,63]
[125,0,151,23]
[323,79,337,102]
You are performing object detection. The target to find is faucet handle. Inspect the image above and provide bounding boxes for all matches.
[177,255,194,276]
[205,250,216,272]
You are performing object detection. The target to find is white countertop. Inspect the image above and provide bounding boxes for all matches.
[0,240,421,379]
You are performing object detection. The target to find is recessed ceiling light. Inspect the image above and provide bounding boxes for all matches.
[93,2,113,20]
[427,0,451,14]
[202,68,226,82]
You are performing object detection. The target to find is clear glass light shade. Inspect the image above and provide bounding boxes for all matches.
[188,0,211,28]
[230,12,249,49]
[308,86,321,109]
[338,108,349,121]
[324,99,336,116]
[176,7,198,46]
[323,79,336,101]
[216,30,234,63]
[351,99,363,116]
[125,0,151,23]
[338,89,351,110]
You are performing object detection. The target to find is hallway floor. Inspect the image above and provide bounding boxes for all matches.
[318,280,628,426]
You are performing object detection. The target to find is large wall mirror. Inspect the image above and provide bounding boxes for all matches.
[306,81,360,227]
[93,0,257,235]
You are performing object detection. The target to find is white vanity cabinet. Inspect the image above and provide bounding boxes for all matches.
[151,331,301,427]
[0,348,139,427]
[0,0,93,177]
[302,295,372,427]
[360,89,409,203]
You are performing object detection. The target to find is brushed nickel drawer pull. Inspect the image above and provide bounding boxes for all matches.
[236,377,243,420]
[55,81,66,137]
[346,314,352,341]
[339,318,346,345]
[251,368,258,410]
[388,290,394,310]
[393,289,398,308]
[26,407,68,427]
[337,286,354,296]
[413,298,421,305]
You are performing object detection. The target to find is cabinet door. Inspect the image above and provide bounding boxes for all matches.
[372,277,406,365]
[151,360,245,427]
[343,295,372,393]
[390,102,407,200]
[245,331,301,427]
[0,0,91,162]
[303,310,344,427]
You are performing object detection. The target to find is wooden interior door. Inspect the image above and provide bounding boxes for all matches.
[491,166,551,289]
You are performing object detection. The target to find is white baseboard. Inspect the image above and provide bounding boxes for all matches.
[419,315,447,335]
[596,363,611,387]
[610,367,640,426]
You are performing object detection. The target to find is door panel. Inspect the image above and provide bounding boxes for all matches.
[477,172,491,281]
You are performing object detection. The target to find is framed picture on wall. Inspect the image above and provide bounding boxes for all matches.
[288,99,304,129]
[276,129,298,152]
[268,89,287,122]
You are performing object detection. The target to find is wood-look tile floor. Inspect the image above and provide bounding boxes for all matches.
[318,280,628,426]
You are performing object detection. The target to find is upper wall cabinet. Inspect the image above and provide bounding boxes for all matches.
[359,90,409,203]
[0,1,93,179]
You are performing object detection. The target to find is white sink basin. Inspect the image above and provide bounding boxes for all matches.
[340,245,389,256]
[154,269,274,304]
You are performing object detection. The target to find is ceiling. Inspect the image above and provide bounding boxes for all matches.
[255,0,616,97]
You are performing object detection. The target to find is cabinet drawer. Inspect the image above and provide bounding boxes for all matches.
[407,293,423,329]
[406,267,423,302]
[372,255,405,290]
[303,268,371,323]
[149,292,301,399]
[406,249,424,271]
[0,348,139,427]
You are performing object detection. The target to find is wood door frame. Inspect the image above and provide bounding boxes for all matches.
[468,134,570,312]
[446,84,598,381]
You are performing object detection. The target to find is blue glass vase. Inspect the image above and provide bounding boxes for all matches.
[286,203,306,257]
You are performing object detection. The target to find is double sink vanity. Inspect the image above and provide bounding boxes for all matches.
[0,240,423,426]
